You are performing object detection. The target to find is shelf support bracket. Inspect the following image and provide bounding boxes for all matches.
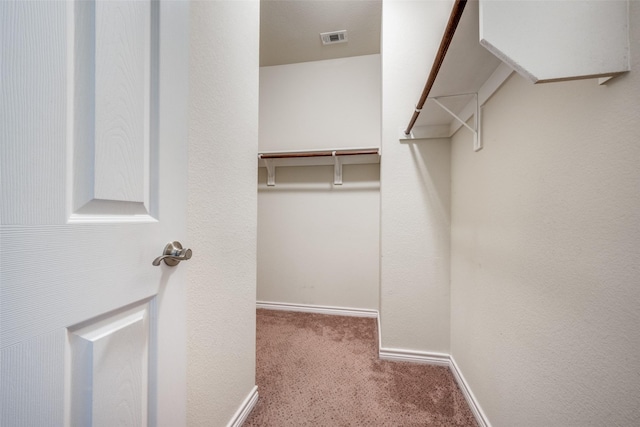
[332,151,343,185]
[431,93,482,152]
[261,157,276,186]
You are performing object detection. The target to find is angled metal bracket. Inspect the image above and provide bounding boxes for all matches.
[431,93,482,152]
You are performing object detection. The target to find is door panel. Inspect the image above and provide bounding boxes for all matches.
[69,301,152,427]
[74,0,154,214]
[93,0,150,205]
[1,1,188,426]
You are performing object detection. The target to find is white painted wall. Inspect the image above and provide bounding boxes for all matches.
[379,1,453,353]
[450,3,640,425]
[257,165,380,310]
[258,55,381,310]
[188,1,259,425]
[259,54,381,151]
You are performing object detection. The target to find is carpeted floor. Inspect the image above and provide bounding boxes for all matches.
[244,309,478,426]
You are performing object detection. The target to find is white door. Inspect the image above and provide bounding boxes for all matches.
[1,1,189,426]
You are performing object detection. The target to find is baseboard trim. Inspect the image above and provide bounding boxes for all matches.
[256,301,378,318]
[378,347,450,367]
[449,357,491,427]
[226,385,258,427]
[376,312,383,354]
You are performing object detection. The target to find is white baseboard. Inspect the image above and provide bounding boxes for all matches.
[256,301,378,318]
[226,385,258,427]
[378,347,450,367]
[377,312,383,354]
[449,357,491,427]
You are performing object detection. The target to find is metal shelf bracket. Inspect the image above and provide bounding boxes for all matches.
[260,156,276,186]
[332,151,343,185]
[431,93,482,152]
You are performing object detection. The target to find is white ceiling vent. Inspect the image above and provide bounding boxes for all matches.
[320,30,348,45]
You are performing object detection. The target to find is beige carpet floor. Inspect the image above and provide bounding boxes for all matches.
[245,309,478,426]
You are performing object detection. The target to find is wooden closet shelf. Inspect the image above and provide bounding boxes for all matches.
[257,148,380,186]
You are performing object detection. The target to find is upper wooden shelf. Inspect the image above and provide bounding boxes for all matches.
[480,1,630,84]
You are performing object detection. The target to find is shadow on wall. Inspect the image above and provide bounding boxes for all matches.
[404,139,451,227]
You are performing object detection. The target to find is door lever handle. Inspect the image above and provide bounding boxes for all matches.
[152,241,192,267]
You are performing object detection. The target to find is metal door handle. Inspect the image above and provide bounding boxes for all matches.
[152,241,192,266]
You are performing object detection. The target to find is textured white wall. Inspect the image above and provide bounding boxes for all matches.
[450,3,640,426]
[187,1,259,425]
[257,165,380,310]
[257,55,381,310]
[379,0,452,353]
[259,54,381,151]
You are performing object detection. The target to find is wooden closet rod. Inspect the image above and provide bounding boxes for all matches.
[259,149,379,159]
[404,0,468,136]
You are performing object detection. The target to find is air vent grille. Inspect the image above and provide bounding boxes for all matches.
[320,30,348,45]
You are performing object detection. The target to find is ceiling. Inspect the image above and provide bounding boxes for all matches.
[260,0,382,67]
